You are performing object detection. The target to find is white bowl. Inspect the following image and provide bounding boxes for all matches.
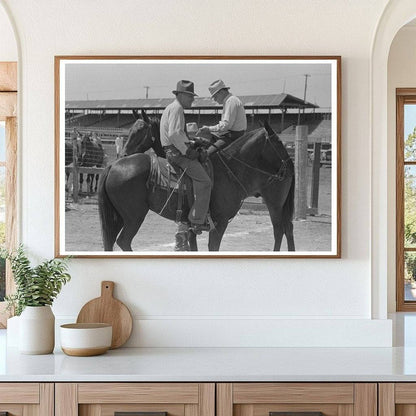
[60,323,112,356]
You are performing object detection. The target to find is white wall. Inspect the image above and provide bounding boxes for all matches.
[0,3,17,61]
[387,25,416,312]
[0,0,394,346]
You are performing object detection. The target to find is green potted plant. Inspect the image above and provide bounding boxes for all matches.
[1,245,71,354]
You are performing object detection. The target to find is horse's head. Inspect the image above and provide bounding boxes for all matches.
[123,110,162,157]
[80,134,90,155]
[79,134,105,167]
[79,135,91,165]
[260,121,293,175]
[223,123,293,179]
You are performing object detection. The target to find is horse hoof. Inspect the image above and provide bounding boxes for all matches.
[174,232,190,251]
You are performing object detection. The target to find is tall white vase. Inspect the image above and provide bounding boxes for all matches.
[19,306,55,354]
[6,315,20,347]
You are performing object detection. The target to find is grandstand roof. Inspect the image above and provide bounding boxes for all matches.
[65,93,318,111]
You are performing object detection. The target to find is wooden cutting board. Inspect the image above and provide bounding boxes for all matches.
[76,281,133,349]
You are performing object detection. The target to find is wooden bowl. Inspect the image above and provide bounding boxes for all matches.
[60,323,112,356]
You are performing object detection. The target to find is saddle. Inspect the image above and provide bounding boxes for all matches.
[146,153,213,223]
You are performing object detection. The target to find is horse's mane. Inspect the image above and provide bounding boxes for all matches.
[127,119,146,139]
[127,116,160,139]
[220,126,293,172]
[222,128,266,157]
[123,114,164,157]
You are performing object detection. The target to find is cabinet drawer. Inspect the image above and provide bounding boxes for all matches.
[0,383,53,416]
[56,383,215,416]
[218,383,376,416]
[379,383,416,416]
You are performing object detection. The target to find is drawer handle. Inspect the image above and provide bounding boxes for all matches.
[115,412,167,416]
[270,413,324,416]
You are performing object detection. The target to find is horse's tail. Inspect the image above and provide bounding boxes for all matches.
[97,165,123,251]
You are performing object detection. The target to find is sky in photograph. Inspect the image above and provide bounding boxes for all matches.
[65,60,333,109]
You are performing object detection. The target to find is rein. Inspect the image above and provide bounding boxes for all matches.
[264,132,292,184]
[217,152,250,197]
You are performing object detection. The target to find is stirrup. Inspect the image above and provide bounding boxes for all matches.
[189,215,215,235]
[189,223,211,235]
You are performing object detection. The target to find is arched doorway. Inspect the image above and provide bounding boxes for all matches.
[371,0,416,319]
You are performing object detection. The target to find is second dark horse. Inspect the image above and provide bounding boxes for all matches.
[98,112,295,252]
[79,135,105,194]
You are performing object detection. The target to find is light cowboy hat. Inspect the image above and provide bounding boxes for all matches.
[172,80,198,96]
[209,79,230,97]
[186,122,198,135]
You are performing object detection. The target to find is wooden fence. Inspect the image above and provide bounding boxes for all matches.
[65,165,104,203]
[65,139,104,203]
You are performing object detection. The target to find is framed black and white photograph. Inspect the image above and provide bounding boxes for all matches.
[55,56,341,258]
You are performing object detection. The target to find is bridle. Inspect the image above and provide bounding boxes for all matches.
[263,132,292,184]
[217,130,292,197]
[124,121,154,156]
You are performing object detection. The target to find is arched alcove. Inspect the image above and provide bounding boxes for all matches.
[0,2,17,60]
[387,19,416,313]
[371,0,416,319]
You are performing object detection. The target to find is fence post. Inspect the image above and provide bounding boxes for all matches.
[309,140,321,216]
[72,138,79,203]
[295,125,308,219]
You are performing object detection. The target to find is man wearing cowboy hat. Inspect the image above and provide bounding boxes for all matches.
[160,80,212,244]
[197,79,247,155]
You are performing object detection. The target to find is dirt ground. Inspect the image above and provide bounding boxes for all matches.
[64,167,332,253]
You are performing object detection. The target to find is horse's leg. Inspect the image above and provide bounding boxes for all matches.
[116,210,148,251]
[273,223,285,251]
[285,221,295,251]
[262,193,286,251]
[79,173,84,193]
[106,155,151,251]
[87,174,93,194]
[94,174,100,193]
[113,185,149,251]
[208,219,229,251]
[114,190,149,251]
[188,230,198,251]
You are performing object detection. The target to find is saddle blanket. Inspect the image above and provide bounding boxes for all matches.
[146,153,190,192]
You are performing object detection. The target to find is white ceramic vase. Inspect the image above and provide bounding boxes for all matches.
[19,305,55,354]
[6,315,20,347]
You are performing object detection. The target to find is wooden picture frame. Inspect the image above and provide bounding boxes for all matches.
[55,56,341,258]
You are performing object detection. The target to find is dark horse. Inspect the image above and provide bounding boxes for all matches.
[98,112,295,252]
[79,135,105,194]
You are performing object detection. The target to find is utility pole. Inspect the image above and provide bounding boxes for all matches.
[144,86,150,99]
[303,74,311,113]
